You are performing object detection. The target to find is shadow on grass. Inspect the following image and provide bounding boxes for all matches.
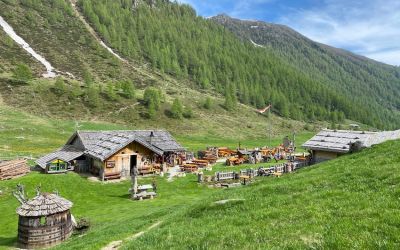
[0,236,17,248]
[108,193,131,200]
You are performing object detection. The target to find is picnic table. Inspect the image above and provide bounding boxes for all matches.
[137,184,153,192]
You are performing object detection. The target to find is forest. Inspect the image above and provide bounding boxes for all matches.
[78,0,400,129]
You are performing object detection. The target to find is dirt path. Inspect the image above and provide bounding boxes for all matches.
[101,221,162,250]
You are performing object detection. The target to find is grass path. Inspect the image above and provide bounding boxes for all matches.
[101,221,163,250]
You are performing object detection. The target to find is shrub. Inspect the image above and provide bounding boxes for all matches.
[13,63,33,81]
[203,97,212,109]
[183,105,194,118]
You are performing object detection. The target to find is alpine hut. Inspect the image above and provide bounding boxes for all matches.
[16,191,73,249]
[303,129,400,163]
[36,130,186,180]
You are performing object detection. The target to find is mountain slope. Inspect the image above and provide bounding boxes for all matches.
[124,139,400,249]
[0,0,399,130]
[78,0,399,129]
[212,14,400,128]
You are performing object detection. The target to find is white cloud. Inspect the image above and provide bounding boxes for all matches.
[278,0,400,65]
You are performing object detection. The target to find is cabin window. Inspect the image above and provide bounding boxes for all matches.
[106,161,116,168]
[40,216,46,226]
[48,160,67,172]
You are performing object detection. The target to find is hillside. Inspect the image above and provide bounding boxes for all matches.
[0,0,398,131]
[211,14,400,129]
[1,136,399,249]
[122,139,400,249]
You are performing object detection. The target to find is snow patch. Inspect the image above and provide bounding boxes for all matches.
[250,39,265,48]
[100,41,125,61]
[0,15,57,78]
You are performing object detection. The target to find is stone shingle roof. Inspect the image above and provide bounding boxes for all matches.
[36,145,84,169]
[303,129,400,153]
[74,130,184,161]
[36,130,184,167]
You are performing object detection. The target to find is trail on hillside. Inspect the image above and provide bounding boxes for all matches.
[68,0,157,81]
[101,221,163,250]
[0,15,57,78]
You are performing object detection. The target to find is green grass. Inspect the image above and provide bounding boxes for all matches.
[0,104,313,158]
[121,140,400,249]
[0,172,217,249]
[0,103,399,249]
[1,140,399,249]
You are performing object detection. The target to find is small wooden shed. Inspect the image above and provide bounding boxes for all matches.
[16,192,73,249]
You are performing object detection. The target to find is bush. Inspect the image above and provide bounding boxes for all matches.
[53,77,66,95]
[183,105,194,118]
[203,97,212,109]
[13,64,33,81]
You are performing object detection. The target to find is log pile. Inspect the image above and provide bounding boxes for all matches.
[0,159,30,180]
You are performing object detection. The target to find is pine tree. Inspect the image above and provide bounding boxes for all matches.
[83,69,93,87]
[171,98,183,119]
[147,100,156,119]
[86,84,101,108]
[121,81,136,99]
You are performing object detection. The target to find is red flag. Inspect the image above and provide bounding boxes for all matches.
[256,104,272,114]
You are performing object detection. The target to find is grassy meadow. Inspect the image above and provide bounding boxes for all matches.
[2,104,397,249]
[123,140,400,249]
[1,139,399,249]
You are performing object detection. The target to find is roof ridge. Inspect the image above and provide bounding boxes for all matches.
[77,129,168,133]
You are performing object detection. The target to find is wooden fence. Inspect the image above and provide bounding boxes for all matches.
[214,160,310,182]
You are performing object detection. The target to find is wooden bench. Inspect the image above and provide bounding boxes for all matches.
[104,172,121,180]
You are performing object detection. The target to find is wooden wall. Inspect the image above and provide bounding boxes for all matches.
[313,150,338,163]
[103,142,157,178]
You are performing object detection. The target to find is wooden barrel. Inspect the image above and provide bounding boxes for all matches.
[17,211,73,249]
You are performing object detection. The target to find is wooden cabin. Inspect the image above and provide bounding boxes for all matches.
[16,193,73,249]
[303,129,400,164]
[36,130,186,180]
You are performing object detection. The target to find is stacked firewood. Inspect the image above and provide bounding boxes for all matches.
[0,159,30,180]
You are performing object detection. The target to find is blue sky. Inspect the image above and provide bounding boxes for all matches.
[177,0,400,66]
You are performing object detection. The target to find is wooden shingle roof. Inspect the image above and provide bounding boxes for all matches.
[16,193,73,217]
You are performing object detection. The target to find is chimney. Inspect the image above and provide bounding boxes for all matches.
[149,131,154,144]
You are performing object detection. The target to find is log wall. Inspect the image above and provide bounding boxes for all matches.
[17,211,72,249]
[0,159,30,180]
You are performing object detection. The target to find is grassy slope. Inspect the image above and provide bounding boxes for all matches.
[1,139,398,249]
[0,104,313,158]
[122,140,400,249]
